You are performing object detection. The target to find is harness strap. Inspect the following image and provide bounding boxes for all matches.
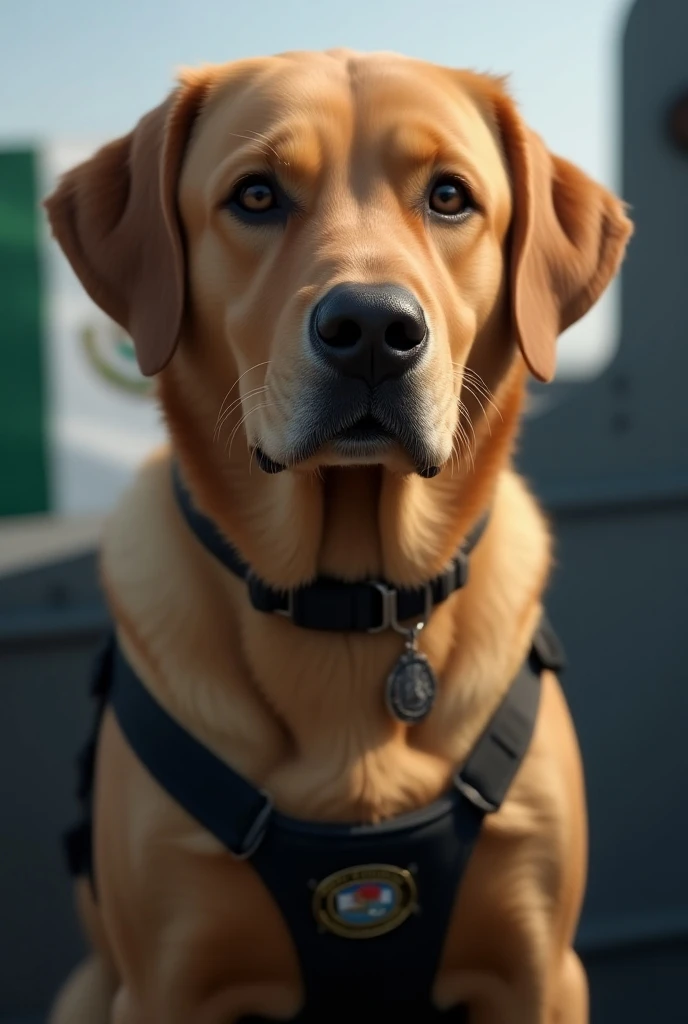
[454,615,563,816]
[110,644,272,859]
[455,615,563,813]
[64,637,117,883]
[108,622,557,862]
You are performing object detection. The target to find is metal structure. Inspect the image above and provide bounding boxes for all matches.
[0,0,685,1018]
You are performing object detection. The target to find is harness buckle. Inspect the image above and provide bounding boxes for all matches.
[232,791,273,860]
[453,774,499,814]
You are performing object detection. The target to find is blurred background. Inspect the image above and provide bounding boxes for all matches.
[0,0,686,1020]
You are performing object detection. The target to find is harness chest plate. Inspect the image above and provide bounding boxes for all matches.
[312,863,418,939]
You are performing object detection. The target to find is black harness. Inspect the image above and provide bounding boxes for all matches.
[65,469,565,1022]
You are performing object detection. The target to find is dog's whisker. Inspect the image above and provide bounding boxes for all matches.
[462,376,498,410]
[462,383,495,437]
[453,405,476,474]
[215,393,267,443]
[226,404,266,458]
[215,361,270,426]
[456,421,475,474]
[214,386,270,440]
[463,387,489,428]
[453,438,463,477]
[215,389,233,431]
[248,442,260,477]
[449,442,458,479]
[460,368,503,421]
[226,403,276,461]
[458,399,479,456]
[452,362,495,397]
[214,385,271,438]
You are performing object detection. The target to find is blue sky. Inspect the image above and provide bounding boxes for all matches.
[3,0,630,184]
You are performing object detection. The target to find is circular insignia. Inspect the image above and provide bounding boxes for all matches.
[80,322,153,396]
[312,864,418,939]
[385,649,438,724]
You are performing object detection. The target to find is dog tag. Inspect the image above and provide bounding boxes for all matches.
[385,645,437,724]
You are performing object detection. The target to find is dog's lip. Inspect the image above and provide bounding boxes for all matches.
[334,413,394,442]
[255,447,286,474]
[286,407,438,474]
[262,392,444,475]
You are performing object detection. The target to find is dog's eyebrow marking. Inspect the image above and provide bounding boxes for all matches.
[387,123,446,167]
[380,121,488,207]
[225,126,323,184]
[226,130,289,165]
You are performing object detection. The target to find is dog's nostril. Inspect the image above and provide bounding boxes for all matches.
[317,315,363,348]
[335,319,362,347]
[385,319,424,352]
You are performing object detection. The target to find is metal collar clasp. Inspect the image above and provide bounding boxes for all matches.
[368,581,433,642]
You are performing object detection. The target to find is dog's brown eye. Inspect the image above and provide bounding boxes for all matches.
[237,178,276,212]
[225,174,289,225]
[429,178,469,216]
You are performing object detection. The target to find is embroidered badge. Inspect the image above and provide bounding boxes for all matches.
[312,864,418,939]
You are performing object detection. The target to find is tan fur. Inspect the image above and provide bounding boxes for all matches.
[45,49,631,1023]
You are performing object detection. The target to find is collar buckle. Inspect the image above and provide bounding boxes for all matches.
[368,581,433,636]
[274,590,294,619]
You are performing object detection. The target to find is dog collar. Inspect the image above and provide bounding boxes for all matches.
[172,462,488,634]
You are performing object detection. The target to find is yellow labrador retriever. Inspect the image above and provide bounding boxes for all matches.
[45,50,631,1024]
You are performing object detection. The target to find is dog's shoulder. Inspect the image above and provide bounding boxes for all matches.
[101,446,185,614]
[99,447,288,779]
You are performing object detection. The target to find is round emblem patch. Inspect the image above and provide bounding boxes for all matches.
[312,864,418,939]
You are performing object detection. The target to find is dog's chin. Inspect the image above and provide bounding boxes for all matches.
[255,414,448,477]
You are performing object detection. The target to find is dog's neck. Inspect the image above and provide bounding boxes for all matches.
[157,348,527,591]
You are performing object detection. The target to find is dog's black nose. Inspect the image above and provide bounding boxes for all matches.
[311,283,428,385]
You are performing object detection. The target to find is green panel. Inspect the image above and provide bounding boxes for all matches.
[0,150,48,516]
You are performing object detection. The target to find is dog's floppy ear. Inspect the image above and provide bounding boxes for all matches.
[493,92,633,382]
[44,74,210,376]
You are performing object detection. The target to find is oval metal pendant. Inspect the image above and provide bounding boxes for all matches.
[312,863,418,939]
[385,649,437,723]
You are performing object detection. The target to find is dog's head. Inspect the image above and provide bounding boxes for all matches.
[45,52,632,480]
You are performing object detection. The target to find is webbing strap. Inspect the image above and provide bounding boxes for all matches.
[456,660,541,812]
[171,461,488,632]
[109,623,555,859]
[455,616,561,814]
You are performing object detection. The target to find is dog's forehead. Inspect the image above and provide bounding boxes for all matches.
[188,53,506,175]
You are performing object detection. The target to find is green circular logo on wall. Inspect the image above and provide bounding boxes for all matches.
[80,323,153,396]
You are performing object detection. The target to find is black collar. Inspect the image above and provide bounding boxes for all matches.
[172,463,488,633]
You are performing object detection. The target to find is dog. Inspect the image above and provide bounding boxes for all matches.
[45,49,632,1023]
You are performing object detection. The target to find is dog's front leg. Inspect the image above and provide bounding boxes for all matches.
[547,948,588,1024]
[110,982,301,1024]
[94,714,303,1024]
[437,959,588,1024]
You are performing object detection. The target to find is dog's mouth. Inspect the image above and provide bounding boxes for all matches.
[333,414,395,446]
[256,395,446,478]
